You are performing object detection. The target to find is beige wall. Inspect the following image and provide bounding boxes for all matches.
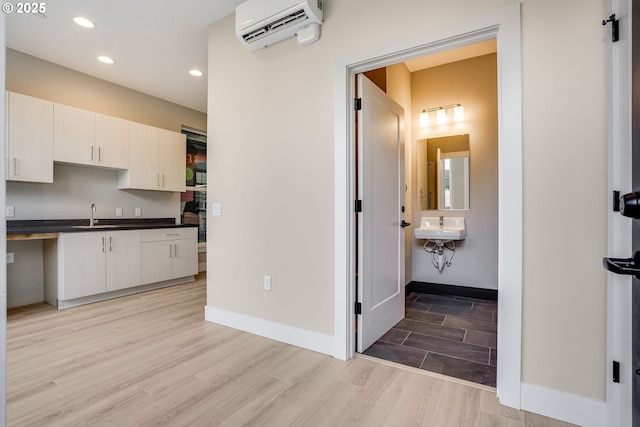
[208,0,607,401]
[6,49,206,132]
[411,54,499,289]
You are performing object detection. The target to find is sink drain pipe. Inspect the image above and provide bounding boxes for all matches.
[423,240,457,272]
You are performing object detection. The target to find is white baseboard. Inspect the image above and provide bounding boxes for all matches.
[204,306,334,357]
[521,383,606,427]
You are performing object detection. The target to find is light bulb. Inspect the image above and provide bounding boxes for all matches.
[419,110,429,127]
[454,105,464,122]
[436,108,447,125]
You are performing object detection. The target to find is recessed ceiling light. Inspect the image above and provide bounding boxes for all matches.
[97,56,114,64]
[189,69,204,77]
[73,16,96,29]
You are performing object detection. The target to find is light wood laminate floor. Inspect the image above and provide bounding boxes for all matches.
[7,277,573,426]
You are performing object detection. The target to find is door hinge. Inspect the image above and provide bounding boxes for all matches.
[355,200,362,212]
[355,302,362,315]
[613,190,620,212]
[613,360,620,383]
[354,98,362,111]
[602,14,619,43]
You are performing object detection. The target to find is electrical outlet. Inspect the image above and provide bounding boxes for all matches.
[263,275,271,291]
[115,208,123,217]
[6,206,15,218]
[212,203,222,216]
[135,208,141,217]
[6,253,14,264]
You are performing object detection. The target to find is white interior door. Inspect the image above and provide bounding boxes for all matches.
[357,74,405,352]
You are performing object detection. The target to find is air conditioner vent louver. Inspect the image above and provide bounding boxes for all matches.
[236,0,323,51]
[242,9,309,43]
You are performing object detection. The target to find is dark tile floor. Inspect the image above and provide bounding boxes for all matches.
[363,291,497,386]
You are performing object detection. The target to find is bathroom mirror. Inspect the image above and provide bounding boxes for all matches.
[417,134,470,210]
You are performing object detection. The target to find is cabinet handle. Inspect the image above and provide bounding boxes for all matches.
[98,147,102,162]
[157,174,160,187]
[90,146,94,161]
[12,158,17,176]
[173,244,177,258]
[109,236,112,252]
[162,174,165,187]
[168,243,173,258]
[102,237,106,252]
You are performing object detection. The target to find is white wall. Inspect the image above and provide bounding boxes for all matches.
[411,54,498,289]
[207,0,607,403]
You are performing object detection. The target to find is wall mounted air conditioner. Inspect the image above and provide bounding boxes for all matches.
[236,0,323,52]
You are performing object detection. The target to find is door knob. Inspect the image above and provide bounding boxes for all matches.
[400,220,411,228]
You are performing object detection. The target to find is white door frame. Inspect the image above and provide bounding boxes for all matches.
[333,3,523,409]
[605,0,632,425]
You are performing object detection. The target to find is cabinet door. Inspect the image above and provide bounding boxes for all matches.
[59,233,106,300]
[95,113,129,169]
[105,230,141,292]
[159,129,186,192]
[140,241,173,285]
[122,122,160,190]
[53,103,95,165]
[171,238,198,279]
[6,91,54,183]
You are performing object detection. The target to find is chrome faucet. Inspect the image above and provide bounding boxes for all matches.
[439,215,444,229]
[90,203,97,227]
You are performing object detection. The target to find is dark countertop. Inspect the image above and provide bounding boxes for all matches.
[7,218,198,235]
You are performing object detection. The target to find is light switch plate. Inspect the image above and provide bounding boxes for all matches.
[6,206,14,217]
[212,203,222,216]
[115,208,123,217]
[6,253,14,264]
[135,208,141,217]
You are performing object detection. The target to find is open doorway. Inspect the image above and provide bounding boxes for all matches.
[355,42,499,387]
[334,3,523,409]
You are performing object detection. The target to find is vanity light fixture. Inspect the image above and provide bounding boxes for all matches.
[189,69,204,77]
[419,104,464,127]
[73,16,96,29]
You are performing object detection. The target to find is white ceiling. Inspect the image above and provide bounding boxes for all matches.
[6,3,496,115]
[6,0,245,113]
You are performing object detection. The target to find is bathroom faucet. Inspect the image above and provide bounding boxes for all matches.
[439,215,444,229]
[90,203,97,227]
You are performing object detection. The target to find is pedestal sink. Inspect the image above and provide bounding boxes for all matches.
[414,217,466,244]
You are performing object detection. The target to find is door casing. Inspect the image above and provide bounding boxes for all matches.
[333,3,523,409]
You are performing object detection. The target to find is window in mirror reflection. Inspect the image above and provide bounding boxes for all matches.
[417,134,470,211]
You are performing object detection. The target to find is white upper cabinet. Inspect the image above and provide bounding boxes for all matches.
[118,122,186,192]
[94,113,130,169]
[54,104,130,169]
[53,103,96,165]
[159,128,186,192]
[6,91,54,183]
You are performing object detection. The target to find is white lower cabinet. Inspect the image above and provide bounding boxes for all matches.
[58,230,141,301]
[140,228,198,285]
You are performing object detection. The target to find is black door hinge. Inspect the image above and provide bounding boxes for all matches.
[355,302,362,315]
[613,190,620,212]
[354,98,362,111]
[355,200,362,212]
[602,14,619,43]
[613,360,620,383]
